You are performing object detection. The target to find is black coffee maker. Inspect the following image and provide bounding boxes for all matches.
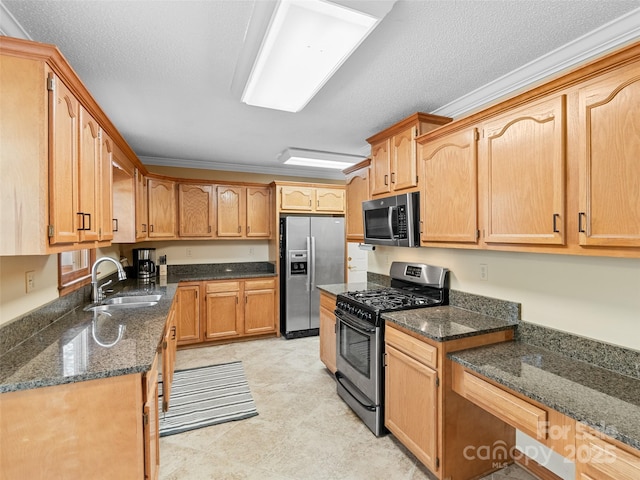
[132,248,156,280]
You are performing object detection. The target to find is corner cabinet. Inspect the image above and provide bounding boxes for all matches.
[367,113,452,197]
[577,61,640,247]
[418,128,479,244]
[482,95,566,245]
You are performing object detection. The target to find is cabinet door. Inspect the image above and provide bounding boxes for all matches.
[576,425,640,480]
[217,185,243,237]
[143,356,160,480]
[246,186,271,237]
[385,342,438,473]
[244,287,276,335]
[483,95,566,245]
[319,293,337,373]
[392,126,418,191]
[345,167,369,241]
[49,74,80,245]
[161,307,177,412]
[78,106,101,242]
[178,184,214,237]
[112,149,136,243]
[175,284,200,345]
[205,290,242,339]
[147,178,176,238]
[578,62,640,247]
[280,185,314,211]
[99,134,114,241]
[420,128,478,243]
[316,188,345,213]
[370,139,391,196]
[135,169,148,240]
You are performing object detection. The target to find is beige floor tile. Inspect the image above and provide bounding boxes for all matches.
[160,336,539,480]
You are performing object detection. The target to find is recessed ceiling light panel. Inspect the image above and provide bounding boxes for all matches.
[242,0,383,112]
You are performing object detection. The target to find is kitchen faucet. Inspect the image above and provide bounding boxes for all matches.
[91,257,127,303]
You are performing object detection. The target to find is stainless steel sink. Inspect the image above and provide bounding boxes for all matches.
[104,294,162,305]
[83,294,162,312]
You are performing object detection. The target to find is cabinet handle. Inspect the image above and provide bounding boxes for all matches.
[150,224,154,233]
[142,223,147,233]
[247,226,251,234]
[391,172,395,184]
[552,214,560,233]
[112,218,118,232]
[578,212,586,233]
[84,213,91,231]
[171,326,176,340]
[384,174,388,186]
[77,212,85,231]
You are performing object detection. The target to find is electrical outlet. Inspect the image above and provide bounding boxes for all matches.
[186,247,192,258]
[25,271,35,293]
[479,264,488,281]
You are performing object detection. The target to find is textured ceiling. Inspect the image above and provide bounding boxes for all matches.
[3,0,640,179]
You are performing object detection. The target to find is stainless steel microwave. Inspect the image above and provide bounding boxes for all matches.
[362,192,420,247]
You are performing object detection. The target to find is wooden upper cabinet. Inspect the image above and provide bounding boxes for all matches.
[370,139,391,196]
[216,185,244,237]
[147,177,176,238]
[419,128,478,244]
[111,149,136,244]
[135,169,148,240]
[178,184,214,237]
[280,185,315,211]
[577,61,640,247]
[49,73,80,245]
[246,186,272,237]
[78,106,101,242]
[277,183,345,214]
[368,113,452,198]
[483,95,566,245]
[99,133,114,242]
[344,160,371,241]
[392,125,419,191]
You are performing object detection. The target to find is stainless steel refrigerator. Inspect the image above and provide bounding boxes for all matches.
[280,216,345,339]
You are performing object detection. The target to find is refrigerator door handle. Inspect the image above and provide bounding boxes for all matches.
[306,236,311,292]
[310,236,316,291]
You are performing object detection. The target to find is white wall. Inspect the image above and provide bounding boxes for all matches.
[368,246,640,351]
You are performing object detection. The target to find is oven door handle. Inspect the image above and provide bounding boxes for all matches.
[335,372,377,412]
[335,310,376,334]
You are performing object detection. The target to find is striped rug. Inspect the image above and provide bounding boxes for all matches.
[158,361,258,437]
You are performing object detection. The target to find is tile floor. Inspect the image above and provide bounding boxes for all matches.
[160,336,538,480]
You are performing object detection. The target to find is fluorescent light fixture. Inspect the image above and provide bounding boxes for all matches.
[242,0,383,112]
[279,148,365,169]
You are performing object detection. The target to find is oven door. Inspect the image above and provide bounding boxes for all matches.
[335,309,382,405]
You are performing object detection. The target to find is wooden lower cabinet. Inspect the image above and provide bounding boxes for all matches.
[174,277,277,345]
[384,322,515,480]
[319,291,337,373]
[143,353,160,480]
[576,424,640,480]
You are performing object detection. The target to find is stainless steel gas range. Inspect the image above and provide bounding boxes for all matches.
[335,262,449,436]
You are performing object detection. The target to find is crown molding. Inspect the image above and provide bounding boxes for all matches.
[0,1,31,39]
[432,7,640,119]
[139,155,347,181]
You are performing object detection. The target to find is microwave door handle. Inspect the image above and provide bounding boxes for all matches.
[388,206,397,238]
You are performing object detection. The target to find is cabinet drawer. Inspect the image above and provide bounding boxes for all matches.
[453,365,547,440]
[385,325,437,369]
[244,278,275,290]
[578,426,640,480]
[320,292,336,311]
[206,281,240,293]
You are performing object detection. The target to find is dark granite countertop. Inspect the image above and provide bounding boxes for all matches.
[0,281,176,394]
[167,271,277,283]
[449,341,640,451]
[383,306,518,342]
[166,261,276,283]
